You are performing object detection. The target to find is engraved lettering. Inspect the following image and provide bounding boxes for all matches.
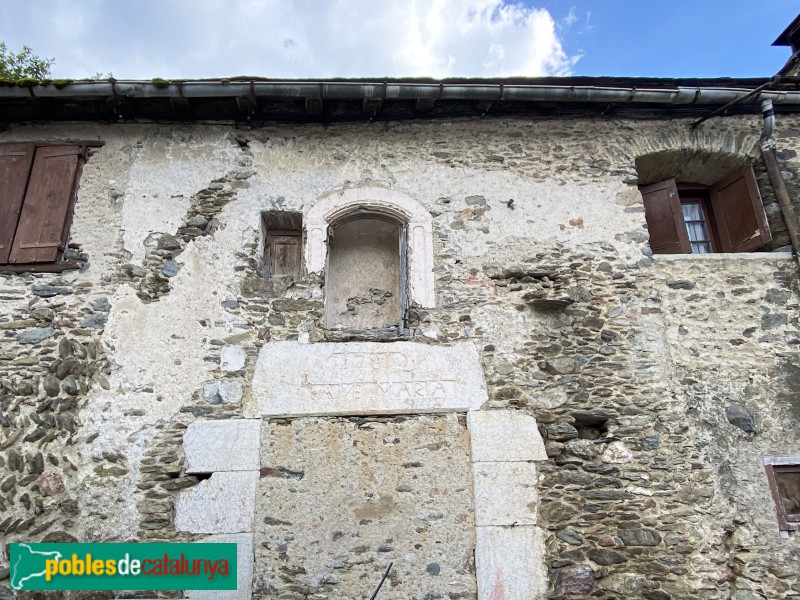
[307,379,454,402]
[327,352,346,371]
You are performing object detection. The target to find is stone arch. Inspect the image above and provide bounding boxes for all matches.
[625,125,762,178]
[633,137,782,253]
[305,186,435,308]
[635,148,753,186]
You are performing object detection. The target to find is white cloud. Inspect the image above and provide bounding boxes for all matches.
[581,10,594,35]
[563,6,578,28]
[0,0,580,79]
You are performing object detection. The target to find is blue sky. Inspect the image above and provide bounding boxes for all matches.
[540,1,798,77]
[0,1,797,79]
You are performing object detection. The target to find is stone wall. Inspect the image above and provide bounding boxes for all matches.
[1,114,799,599]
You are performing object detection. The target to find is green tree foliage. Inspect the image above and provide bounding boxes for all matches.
[0,42,54,79]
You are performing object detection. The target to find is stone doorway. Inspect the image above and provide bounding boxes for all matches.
[176,341,550,599]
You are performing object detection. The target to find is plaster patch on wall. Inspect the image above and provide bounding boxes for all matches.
[73,412,154,541]
[121,194,192,266]
[473,180,643,261]
[122,132,241,265]
[103,243,234,414]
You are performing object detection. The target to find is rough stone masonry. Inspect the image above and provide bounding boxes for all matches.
[0,113,799,600]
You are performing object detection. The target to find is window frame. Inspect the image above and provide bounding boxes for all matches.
[0,141,101,274]
[764,457,800,533]
[640,164,772,256]
[676,183,722,253]
[261,210,304,280]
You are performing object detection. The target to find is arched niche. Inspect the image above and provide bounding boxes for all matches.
[305,187,435,310]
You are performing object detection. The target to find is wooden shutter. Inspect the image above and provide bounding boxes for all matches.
[640,179,691,254]
[266,232,302,277]
[10,145,82,264]
[0,143,35,264]
[710,165,772,253]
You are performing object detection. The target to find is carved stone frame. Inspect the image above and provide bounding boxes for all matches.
[305,186,435,308]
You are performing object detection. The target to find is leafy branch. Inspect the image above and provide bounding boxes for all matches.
[0,42,55,79]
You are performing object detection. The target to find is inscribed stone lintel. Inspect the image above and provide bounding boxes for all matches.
[247,340,488,417]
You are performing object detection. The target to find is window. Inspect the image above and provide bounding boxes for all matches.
[324,213,407,330]
[640,165,772,254]
[261,211,303,279]
[0,142,93,272]
[764,457,800,533]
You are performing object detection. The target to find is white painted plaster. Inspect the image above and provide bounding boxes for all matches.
[122,133,240,265]
[103,244,229,418]
[121,194,191,266]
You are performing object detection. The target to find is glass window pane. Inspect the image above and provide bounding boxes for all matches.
[776,471,800,520]
[681,203,703,221]
[681,201,711,252]
[686,222,706,242]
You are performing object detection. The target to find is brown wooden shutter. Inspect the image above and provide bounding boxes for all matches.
[640,179,691,254]
[709,165,772,253]
[0,143,35,264]
[266,232,302,277]
[10,145,82,264]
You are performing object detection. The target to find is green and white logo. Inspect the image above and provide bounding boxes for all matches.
[10,543,237,591]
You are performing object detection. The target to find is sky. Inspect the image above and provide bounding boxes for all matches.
[0,1,798,80]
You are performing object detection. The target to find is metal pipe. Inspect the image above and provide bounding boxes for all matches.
[760,99,800,258]
[691,75,780,128]
[762,98,776,140]
[8,79,800,106]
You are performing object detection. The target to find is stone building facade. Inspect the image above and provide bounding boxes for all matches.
[1,76,800,600]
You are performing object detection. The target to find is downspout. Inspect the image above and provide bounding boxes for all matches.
[759,99,800,264]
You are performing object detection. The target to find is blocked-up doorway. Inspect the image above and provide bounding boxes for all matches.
[253,414,476,600]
